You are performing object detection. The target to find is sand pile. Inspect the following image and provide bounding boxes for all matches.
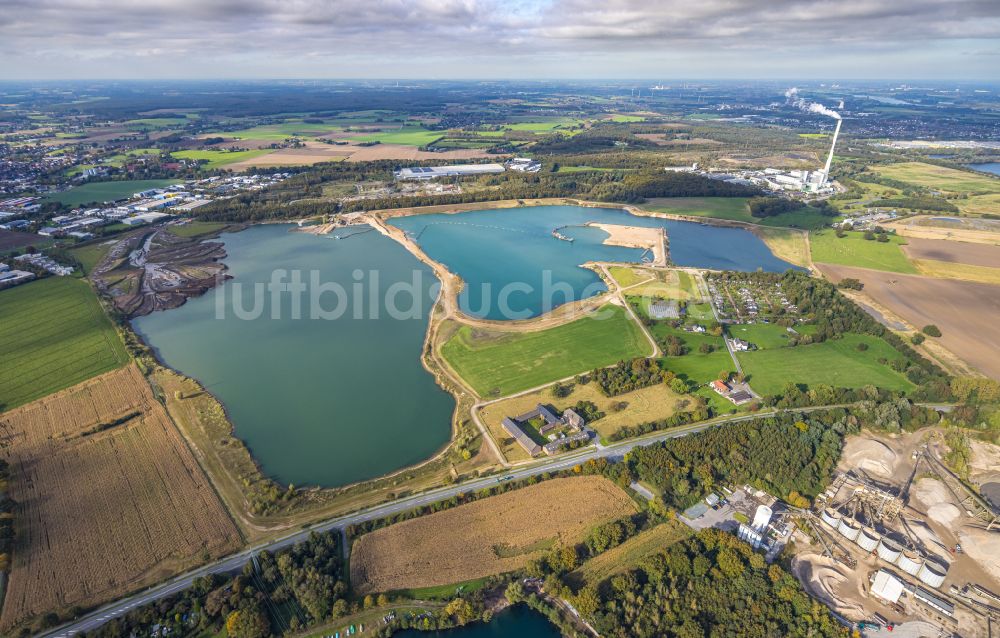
[911,477,952,511]
[791,553,865,620]
[927,503,962,528]
[907,519,952,561]
[842,437,898,477]
[969,440,1000,484]
[958,528,1000,583]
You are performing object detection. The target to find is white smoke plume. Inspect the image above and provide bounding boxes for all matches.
[784,87,841,120]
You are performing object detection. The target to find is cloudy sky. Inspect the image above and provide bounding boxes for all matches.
[1,0,998,80]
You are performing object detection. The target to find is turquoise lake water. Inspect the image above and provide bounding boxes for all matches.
[970,162,1000,177]
[390,204,800,320]
[133,224,455,487]
[394,606,559,638]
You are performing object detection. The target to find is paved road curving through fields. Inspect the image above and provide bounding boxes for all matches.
[42,403,937,638]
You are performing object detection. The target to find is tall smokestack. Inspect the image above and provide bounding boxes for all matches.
[823,119,842,184]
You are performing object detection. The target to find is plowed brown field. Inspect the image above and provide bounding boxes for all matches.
[0,365,241,630]
[350,476,635,594]
[818,264,1000,380]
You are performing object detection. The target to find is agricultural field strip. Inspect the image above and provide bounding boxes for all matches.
[0,366,240,629]
[0,279,129,408]
[39,403,860,638]
[350,477,635,593]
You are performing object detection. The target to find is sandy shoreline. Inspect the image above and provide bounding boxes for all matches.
[586,222,668,266]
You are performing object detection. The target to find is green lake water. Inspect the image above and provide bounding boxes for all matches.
[394,606,560,638]
[133,224,455,487]
[390,205,800,320]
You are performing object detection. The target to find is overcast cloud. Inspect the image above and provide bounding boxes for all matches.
[0,0,997,79]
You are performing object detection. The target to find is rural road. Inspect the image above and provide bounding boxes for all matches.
[39,404,870,638]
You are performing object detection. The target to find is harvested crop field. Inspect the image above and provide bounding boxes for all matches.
[819,263,1000,380]
[901,237,1000,268]
[350,476,635,594]
[344,143,490,162]
[0,365,241,630]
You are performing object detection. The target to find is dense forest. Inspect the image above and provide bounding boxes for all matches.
[76,532,346,638]
[584,529,847,637]
[622,402,940,510]
[195,167,760,222]
[592,358,673,396]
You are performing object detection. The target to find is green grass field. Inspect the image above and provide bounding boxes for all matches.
[569,521,691,587]
[70,241,116,274]
[0,278,129,410]
[644,197,831,230]
[727,323,796,350]
[650,323,726,353]
[875,162,1000,195]
[46,179,181,207]
[556,165,619,173]
[125,117,191,129]
[101,148,162,167]
[171,149,274,169]
[609,114,646,123]
[220,120,350,140]
[354,127,444,146]
[738,333,914,396]
[659,348,734,385]
[503,118,584,133]
[441,305,649,397]
[166,221,230,238]
[608,266,649,288]
[809,230,917,273]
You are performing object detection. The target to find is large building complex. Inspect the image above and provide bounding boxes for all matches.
[394,164,505,180]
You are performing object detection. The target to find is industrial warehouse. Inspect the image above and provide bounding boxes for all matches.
[393,163,506,180]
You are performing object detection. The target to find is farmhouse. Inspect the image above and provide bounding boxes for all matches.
[728,390,753,405]
[501,417,541,456]
[502,403,588,456]
[711,379,754,405]
[729,337,752,351]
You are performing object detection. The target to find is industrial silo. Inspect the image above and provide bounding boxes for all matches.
[821,508,840,528]
[917,561,947,589]
[857,527,881,553]
[838,517,861,542]
[877,537,902,563]
[896,550,923,576]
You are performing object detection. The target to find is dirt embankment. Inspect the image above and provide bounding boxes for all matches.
[92,228,229,317]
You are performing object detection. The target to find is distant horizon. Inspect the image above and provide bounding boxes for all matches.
[2,0,997,81]
[0,78,996,85]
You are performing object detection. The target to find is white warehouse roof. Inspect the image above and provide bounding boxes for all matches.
[394,164,505,180]
[870,569,904,604]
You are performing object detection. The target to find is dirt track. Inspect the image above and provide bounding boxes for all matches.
[819,263,1000,380]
